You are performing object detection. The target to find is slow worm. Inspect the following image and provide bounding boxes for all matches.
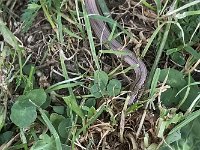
[85,0,147,103]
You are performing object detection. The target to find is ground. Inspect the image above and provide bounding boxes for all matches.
[0,0,200,150]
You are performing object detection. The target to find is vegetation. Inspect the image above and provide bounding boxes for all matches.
[0,0,200,149]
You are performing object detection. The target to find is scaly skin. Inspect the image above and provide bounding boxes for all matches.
[85,0,147,103]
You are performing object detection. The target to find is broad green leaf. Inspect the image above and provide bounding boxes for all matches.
[58,118,72,138]
[84,98,96,108]
[83,98,97,118]
[62,144,71,150]
[0,131,13,145]
[23,64,36,75]
[171,52,186,65]
[52,0,61,9]
[161,116,200,150]
[160,74,200,110]
[94,70,108,85]
[0,20,20,49]
[21,3,41,32]
[90,84,103,98]
[53,106,65,115]
[24,89,47,106]
[50,113,65,131]
[30,134,56,150]
[10,100,37,128]
[160,88,180,107]
[87,107,96,119]
[94,70,108,94]
[0,105,6,131]
[165,130,181,145]
[159,68,186,88]
[107,79,121,96]
[82,106,96,119]
[178,77,200,111]
[41,94,51,109]
[13,89,46,107]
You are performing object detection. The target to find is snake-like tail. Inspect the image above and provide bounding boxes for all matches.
[85,0,147,103]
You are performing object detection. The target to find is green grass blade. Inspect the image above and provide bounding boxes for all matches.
[20,128,28,150]
[38,108,62,150]
[0,20,23,78]
[63,95,85,119]
[166,45,185,55]
[97,0,122,42]
[142,21,186,57]
[176,82,200,97]
[166,0,200,16]
[147,22,171,87]
[97,0,110,16]
[176,10,200,19]
[185,45,200,60]
[63,26,82,39]
[154,0,161,13]
[81,2,100,69]
[46,82,83,93]
[178,74,191,108]
[46,76,82,91]
[99,49,131,55]
[76,104,106,136]
[150,68,160,97]
[142,22,166,57]
[190,22,200,42]
[59,50,74,96]
[186,94,200,114]
[108,22,117,41]
[169,109,200,135]
[40,0,57,32]
[142,0,156,11]
[89,15,135,39]
[57,12,64,44]
[113,64,139,77]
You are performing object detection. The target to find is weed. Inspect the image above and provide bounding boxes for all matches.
[0,0,200,149]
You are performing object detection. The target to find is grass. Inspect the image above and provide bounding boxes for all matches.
[0,0,200,149]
